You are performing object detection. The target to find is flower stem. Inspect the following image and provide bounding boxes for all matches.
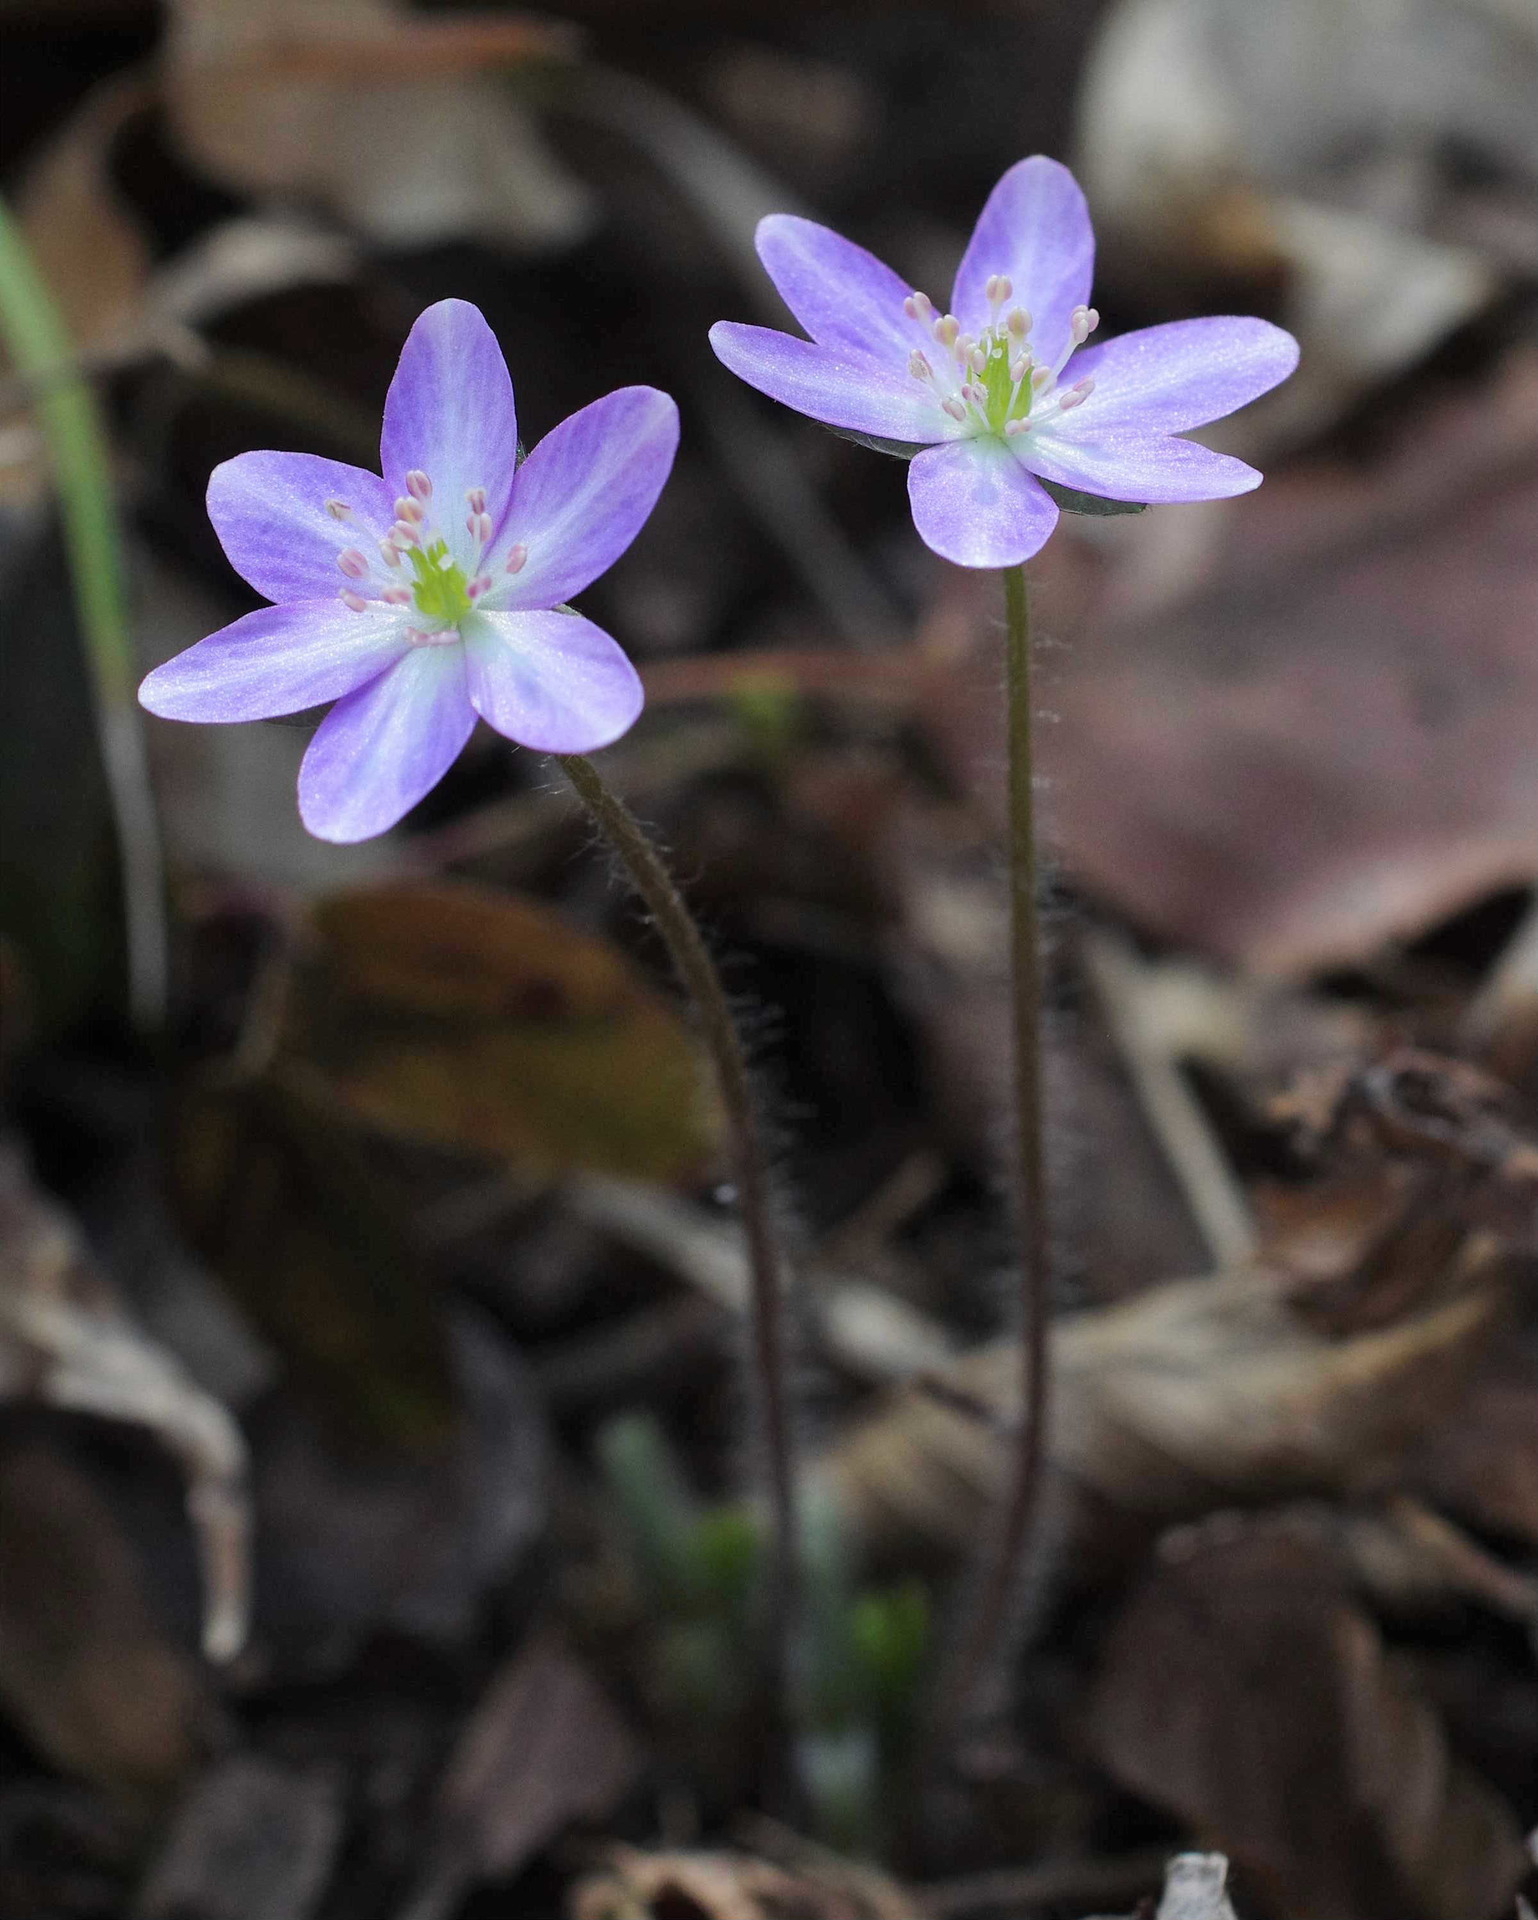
[0,194,167,1031]
[950,563,1051,1721]
[555,751,798,1674]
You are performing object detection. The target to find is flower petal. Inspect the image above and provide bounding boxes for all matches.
[755,214,928,364]
[139,601,411,722]
[907,436,1060,568]
[951,156,1094,372]
[379,300,518,557]
[207,452,395,604]
[463,609,643,753]
[492,388,679,613]
[709,322,944,443]
[1064,317,1300,434]
[297,643,475,843]
[1016,425,1262,503]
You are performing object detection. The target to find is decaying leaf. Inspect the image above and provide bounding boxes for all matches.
[829,1253,1504,1565]
[402,1630,643,1920]
[0,1442,208,1800]
[0,1138,249,1660]
[276,882,720,1184]
[1086,1516,1529,1919]
[570,1844,917,1920]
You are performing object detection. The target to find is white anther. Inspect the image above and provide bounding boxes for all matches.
[968,347,988,375]
[382,585,411,605]
[985,273,1013,307]
[340,588,369,611]
[1070,304,1099,345]
[1071,375,1096,397]
[325,497,352,520]
[1084,307,1100,335]
[337,547,369,579]
[1009,354,1031,386]
[465,486,487,515]
[1006,307,1032,340]
[505,542,528,574]
[394,497,425,525]
[380,538,403,567]
[405,470,433,502]
[391,519,421,547]
[1031,365,1053,391]
[933,314,960,349]
[908,348,933,381]
[904,291,935,323]
[1058,387,1088,410]
[1004,418,1030,437]
[467,511,494,545]
[942,396,968,421]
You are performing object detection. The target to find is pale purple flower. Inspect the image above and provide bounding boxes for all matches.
[708,156,1299,569]
[140,300,679,842]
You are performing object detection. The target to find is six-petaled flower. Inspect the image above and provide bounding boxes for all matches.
[139,299,679,841]
[708,155,1299,568]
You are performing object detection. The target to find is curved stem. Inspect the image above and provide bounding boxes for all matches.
[556,751,797,1677]
[950,563,1051,1719]
[0,194,166,1030]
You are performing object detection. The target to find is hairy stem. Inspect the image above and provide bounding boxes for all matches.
[950,563,1051,1720]
[556,751,797,1674]
[0,195,166,1030]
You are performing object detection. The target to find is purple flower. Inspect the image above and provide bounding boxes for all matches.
[140,300,679,842]
[708,157,1299,569]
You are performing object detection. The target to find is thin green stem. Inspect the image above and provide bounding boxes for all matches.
[0,195,166,1029]
[950,563,1051,1720]
[555,751,798,1681]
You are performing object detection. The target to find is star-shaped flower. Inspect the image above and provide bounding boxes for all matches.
[140,299,679,841]
[708,156,1298,568]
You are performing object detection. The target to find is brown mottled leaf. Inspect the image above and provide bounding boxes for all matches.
[278,882,719,1184]
[1087,1516,1528,1920]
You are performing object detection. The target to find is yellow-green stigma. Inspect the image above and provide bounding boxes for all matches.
[407,540,473,625]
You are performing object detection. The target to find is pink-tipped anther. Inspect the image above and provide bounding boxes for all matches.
[505,542,528,574]
[337,548,369,579]
[339,588,369,611]
[326,498,352,521]
[405,470,433,502]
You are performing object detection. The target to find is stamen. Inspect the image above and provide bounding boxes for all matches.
[908,348,934,381]
[1004,418,1029,437]
[465,486,487,515]
[339,588,369,611]
[1071,375,1096,398]
[380,538,403,568]
[382,586,411,605]
[985,273,1013,308]
[903,290,934,323]
[1058,387,1088,411]
[466,574,492,601]
[337,548,369,579]
[405,470,433,502]
[325,498,352,521]
[941,396,968,421]
[1070,305,1100,346]
[933,314,960,349]
[505,543,528,574]
[467,511,494,545]
[1006,307,1032,340]
[1031,366,1053,392]
[1009,354,1031,386]
[395,497,425,525]
[391,519,422,547]
[968,346,988,375]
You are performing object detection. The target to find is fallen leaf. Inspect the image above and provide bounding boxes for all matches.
[277,882,720,1184]
[1086,1516,1528,1919]
[570,1844,917,1920]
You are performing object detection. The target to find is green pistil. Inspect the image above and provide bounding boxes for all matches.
[407,540,472,625]
[981,337,1028,436]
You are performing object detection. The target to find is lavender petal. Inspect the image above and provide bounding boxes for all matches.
[492,388,679,614]
[907,436,1060,567]
[756,214,931,365]
[463,609,644,753]
[138,601,411,722]
[297,642,476,843]
[379,300,519,556]
[1065,317,1300,433]
[951,157,1094,374]
[1016,426,1262,502]
[709,322,946,442]
[207,452,395,605]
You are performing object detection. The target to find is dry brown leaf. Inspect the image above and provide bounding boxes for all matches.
[277,882,720,1184]
[922,351,1538,975]
[0,1441,208,1800]
[570,1844,917,1920]
[0,1137,250,1660]
[1086,1516,1529,1919]
[829,1255,1504,1563]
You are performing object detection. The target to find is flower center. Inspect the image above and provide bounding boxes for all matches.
[901,278,1100,440]
[329,468,525,628]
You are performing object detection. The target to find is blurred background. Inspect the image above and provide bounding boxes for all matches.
[1,2,1536,1917]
